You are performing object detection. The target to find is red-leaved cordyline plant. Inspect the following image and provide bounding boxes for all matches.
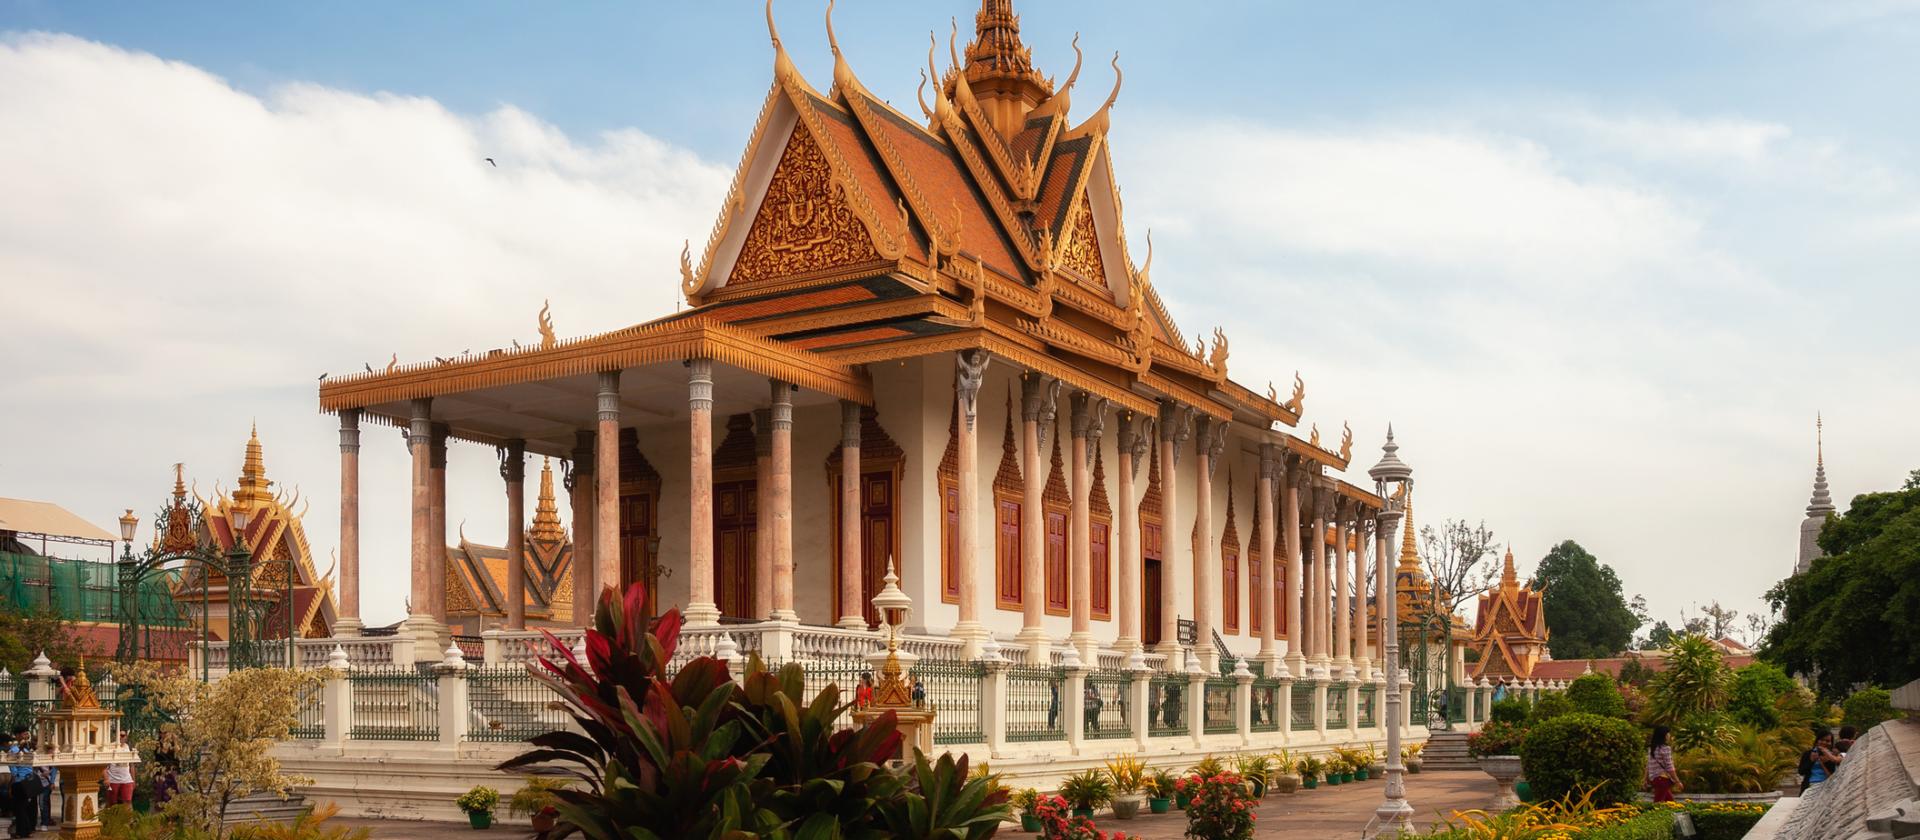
[497,581,1007,840]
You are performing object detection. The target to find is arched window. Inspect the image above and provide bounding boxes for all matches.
[1222,476,1240,634]
[1042,431,1071,615]
[993,393,1025,610]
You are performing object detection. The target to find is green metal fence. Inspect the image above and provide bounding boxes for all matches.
[0,699,54,732]
[1147,674,1186,737]
[467,667,570,742]
[1358,685,1378,728]
[783,658,868,732]
[1447,686,1468,725]
[910,659,984,745]
[1203,676,1236,734]
[1004,665,1065,742]
[1327,683,1349,729]
[290,680,323,739]
[1250,679,1282,733]
[1290,681,1314,731]
[1083,670,1132,740]
[348,666,438,741]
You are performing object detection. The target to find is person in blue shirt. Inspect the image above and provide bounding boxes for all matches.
[7,731,38,839]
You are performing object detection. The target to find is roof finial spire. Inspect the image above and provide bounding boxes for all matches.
[1807,413,1834,516]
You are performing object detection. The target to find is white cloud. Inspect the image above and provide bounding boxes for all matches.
[1116,111,1920,632]
[0,33,728,625]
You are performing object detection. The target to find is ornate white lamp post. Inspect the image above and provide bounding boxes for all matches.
[1368,428,1414,834]
[853,561,935,763]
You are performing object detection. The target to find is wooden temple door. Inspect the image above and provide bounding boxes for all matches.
[857,470,895,626]
[1142,519,1164,646]
[617,490,656,615]
[713,479,757,620]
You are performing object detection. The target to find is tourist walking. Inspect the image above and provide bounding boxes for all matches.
[1645,726,1679,803]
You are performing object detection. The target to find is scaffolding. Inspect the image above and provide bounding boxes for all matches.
[0,550,188,627]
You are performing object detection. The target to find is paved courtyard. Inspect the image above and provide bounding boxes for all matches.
[330,769,1496,839]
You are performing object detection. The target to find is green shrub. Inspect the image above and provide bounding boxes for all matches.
[1728,663,1794,730]
[1567,672,1628,718]
[1467,720,1529,757]
[1489,696,1531,724]
[1676,726,1797,794]
[1688,805,1770,840]
[1842,687,1898,730]
[1529,692,1574,724]
[1674,710,1739,752]
[1580,810,1675,840]
[1518,712,1643,807]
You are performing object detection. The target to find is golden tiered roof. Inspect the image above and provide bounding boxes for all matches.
[445,458,577,624]
[1469,547,1552,681]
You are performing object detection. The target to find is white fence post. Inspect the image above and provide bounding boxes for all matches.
[322,646,352,748]
[1232,658,1254,747]
[1063,648,1089,754]
[1185,655,1207,749]
[435,643,470,750]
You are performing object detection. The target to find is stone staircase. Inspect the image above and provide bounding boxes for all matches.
[223,790,311,826]
[1421,731,1477,771]
[1764,715,1920,840]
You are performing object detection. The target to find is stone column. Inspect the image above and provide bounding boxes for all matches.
[1064,654,1090,752]
[952,350,990,654]
[1154,402,1187,664]
[434,644,470,749]
[754,408,773,620]
[594,372,622,607]
[1310,482,1332,666]
[982,655,1011,756]
[1333,496,1353,675]
[405,399,435,633]
[1185,657,1208,748]
[502,439,527,630]
[1256,444,1278,666]
[1128,654,1154,750]
[568,431,597,627]
[1355,512,1373,678]
[1375,508,1394,685]
[1233,659,1255,746]
[1068,391,1102,659]
[685,358,721,627]
[1283,459,1305,676]
[1115,412,1147,653]
[1193,416,1222,671]
[836,400,865,629]
[1016,373,1056,661]
[428,422,449,623]
[336,409,363,636]
[768,379,796,622]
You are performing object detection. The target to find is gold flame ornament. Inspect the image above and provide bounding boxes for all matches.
[538,300,558,349]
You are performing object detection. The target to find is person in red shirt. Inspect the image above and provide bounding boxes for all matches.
[854,673,875,710]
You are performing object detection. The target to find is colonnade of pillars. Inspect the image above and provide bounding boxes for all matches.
[330,354,1391,674]
[331,359,869,636]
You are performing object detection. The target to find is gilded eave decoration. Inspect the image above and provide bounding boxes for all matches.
[727,123,886,287]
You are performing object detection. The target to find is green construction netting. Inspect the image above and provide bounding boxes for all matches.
[0,551,188,626]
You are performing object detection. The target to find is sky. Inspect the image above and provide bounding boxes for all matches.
[3,0,1918,636]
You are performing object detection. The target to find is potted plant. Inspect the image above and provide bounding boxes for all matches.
[1324,754,1348,785]
[1269,751,1301,794]
[1058,768,1113,819]
[456,785,499,830]
[1468,719,1529,809]
[1296,755,1324,790]
[1403,743,1424,774]
[1012,788,1043,833]
[507,778,566,833]
[1233,754,1274,798]
[1104,754,1147,819]
[1144,769,1178,814]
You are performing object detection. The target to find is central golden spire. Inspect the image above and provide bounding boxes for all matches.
[960,0,1053,137]
[233,422,274,508]
[1397,499,1421,573]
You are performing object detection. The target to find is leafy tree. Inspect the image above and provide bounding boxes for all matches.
[1533,541,1639,659]
[0,606,98,675]
[1841,687,1898,730]
[1419,519,1501,613]
[113,662,321,839]
[1726,662,1794,730]
[1644,634,1732,727]
[1617,655,1657,688]
[1640,621,1676,651]
[1682,602,1741,640]
[1764,472,1920,697]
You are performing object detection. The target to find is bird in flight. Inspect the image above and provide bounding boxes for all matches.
[485,158,496,167]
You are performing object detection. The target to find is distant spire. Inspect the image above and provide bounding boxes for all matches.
[966,0,1037,81]
[1807,413,1834,516]
[530,458,566,542]
[1500,545,1518,588]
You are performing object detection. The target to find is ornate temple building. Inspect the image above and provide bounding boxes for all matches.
[314,0,1408,675]
[169,428,339,643]
[1467,548,1550,682]
[443,459,578,634]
